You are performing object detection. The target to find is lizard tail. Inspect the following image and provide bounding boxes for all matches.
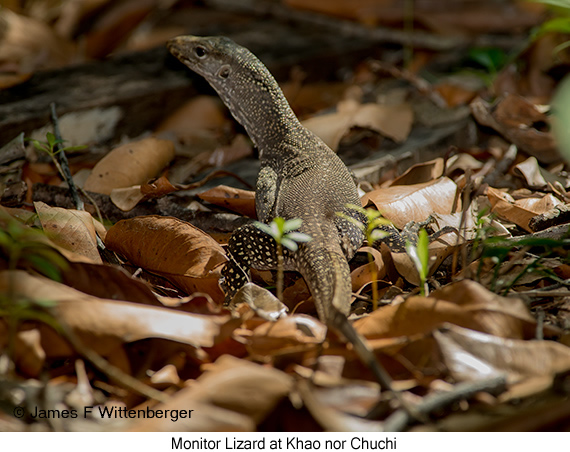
[296,244,352,322]
[297,243,395,392]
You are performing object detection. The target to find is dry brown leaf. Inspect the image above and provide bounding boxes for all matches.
[109,185,145,211]
[445,153,484,175]
[355,279,535,340]
[471,95,559,164]
[61,261,161,306]
[54,0,114,38]
[14,328,45,378]
[110,176,180,211]
[105,216,227,301]
[198,185,257,219]
[434,324,570,385]
[84,137,175,195]
[230,283,288,321]
[487,187,562,232]
[150,364,180,386]
[155,96,227,144]
[130,399,254,432]
[302,99,413,150]
[362,177,458,229]
[34,201,101,263]
[131,354,292,431]
[434,82,478,107]
[389,158,445,187]
[350,246,387,293]
[282,81,348,117]
[196,355,294,421]
[513,156,567,190]
[84,0,155,58]
[0,270,231,357]
[0,9,75,72]
[243,314,327,357]
[286,0,542,31]
[297,379,383,432]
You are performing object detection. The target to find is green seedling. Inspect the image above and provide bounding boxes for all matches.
[405,228,430,296]
[338,204,390,311]
[26,132,86,181]
[254,217,311,301]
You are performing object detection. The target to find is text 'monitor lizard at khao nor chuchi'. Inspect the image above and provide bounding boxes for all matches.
[167,35,396,393]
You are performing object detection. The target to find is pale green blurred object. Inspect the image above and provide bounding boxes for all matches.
[552,75,570,163]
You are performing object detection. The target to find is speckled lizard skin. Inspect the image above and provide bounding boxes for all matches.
[168,36,394,389]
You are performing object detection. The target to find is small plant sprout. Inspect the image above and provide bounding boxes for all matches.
[26,132,86,181]
[338,204,391,311]
[254,217,311,301]
[405,228,430,296]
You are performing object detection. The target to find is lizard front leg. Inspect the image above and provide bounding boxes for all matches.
[221,223,284,304]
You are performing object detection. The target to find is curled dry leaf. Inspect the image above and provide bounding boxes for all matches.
[362,177,458,229]
[84,137,175,195]
[109,186,145,212]
[513,156,567,190]
[150,364,180,386]
[470,95,559,164]
[434,324,570,385]
[230,283,289,321]
[243,314,327,357]
[105,216,227,301]
[355,279,535,341]
[388,158,445,187]
[34,201,102,263]
[302,98,413,150]
[110,176,179,211]
[198,185,257,219]
[487,187,562,232]
[350,246,387,293]
[0,270,231,357]
[132,354,292,431]
[297,379,383,432]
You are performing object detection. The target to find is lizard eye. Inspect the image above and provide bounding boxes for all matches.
[194,46,207,58]
[218,66,231,79]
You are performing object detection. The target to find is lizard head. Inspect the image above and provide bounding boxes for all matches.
[167,35,298,146]
[167,35,272,95]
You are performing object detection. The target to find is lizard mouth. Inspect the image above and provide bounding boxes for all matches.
[167,38,196,66]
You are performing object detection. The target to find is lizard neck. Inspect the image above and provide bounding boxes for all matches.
[213,72,305,155]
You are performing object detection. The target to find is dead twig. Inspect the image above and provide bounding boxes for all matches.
[50,103,84,211]
[383,375,507,432]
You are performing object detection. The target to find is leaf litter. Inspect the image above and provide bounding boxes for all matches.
[1,0,570,433]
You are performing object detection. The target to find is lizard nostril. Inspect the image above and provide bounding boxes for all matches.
[194,46,207,58]
[218,66,231,79]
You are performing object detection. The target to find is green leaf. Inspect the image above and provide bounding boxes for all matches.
[46,132,58,150]
[25,254,62,281]
[280,237,298,252]
[336,212,366,231]
[468,47,507,73]
[417,228,429,279]
[370,229,388,242]
[528,0,570,9]
[282,218,302,233]
[405,240,421,272]
[27,139,48,153]
[285,232,312,243]
[538,16,570,34]
[254,221,275,238]
[553,75,570,164]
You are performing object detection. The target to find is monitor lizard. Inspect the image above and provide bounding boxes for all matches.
[168,35,395,392]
